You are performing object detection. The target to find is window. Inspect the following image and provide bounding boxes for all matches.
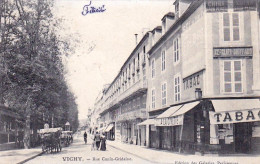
[162,83,167,106]
[223,12,240,41]
[137,97,141,109]
[151,59,155,78]
[152,89,155,109]
[161,50,166,71]
[223,60,242,93]
[174,38,179,63]
[174,75,181,102]
[143,67,146,81]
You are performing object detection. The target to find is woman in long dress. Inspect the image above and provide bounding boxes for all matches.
[100,133,106,151]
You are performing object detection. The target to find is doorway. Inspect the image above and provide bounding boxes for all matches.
[234,123,252,153]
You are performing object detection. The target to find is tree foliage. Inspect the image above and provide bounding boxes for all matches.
[0,0,79,148]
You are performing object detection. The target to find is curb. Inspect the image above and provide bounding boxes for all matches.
[17,151,44,164]
[107,143,162,164]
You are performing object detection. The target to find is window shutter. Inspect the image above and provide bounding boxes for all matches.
[223,13,229,26]
[232,13,239,26]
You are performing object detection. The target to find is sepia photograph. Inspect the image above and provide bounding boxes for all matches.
[1,0,260,163]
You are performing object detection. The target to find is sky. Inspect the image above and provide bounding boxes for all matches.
[54,0,175,120]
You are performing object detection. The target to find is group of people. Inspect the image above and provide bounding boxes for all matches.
[83,131,106,151]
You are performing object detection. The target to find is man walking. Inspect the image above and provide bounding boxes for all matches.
[94,132,101,150]
[84,132,87,144]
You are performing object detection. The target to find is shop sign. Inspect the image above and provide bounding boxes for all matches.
[209,108,260,124]
[213,47,253,58]
[206,0,228,12]
[183,71,202,90]
[233,0,257,11]
[155,115,183,126]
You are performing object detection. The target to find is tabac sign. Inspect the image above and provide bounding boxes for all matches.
[209,108,260,124]
[155,115,183,126]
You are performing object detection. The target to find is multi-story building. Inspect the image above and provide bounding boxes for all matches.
[95,32,153,146]
[93,0,260,154]
[146,0,260,154]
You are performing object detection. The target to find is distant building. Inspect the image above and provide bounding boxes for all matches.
[0,105,22,150]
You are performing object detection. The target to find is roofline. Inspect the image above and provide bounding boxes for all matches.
[104,32,151,94]
[148,0,204,55]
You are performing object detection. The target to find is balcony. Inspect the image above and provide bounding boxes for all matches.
[117,108,147,122]
[117,79,147,103]
[100,79,147,115]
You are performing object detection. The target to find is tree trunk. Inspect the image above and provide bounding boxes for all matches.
[23,114,31,149]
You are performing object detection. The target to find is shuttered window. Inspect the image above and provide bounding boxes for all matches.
[174,38,179,63]
[174,75,181,102]
[162,83,167,106]
[223,60,242,93]
[151,59,155,78]
[223,12,240,41]
[152,89,155,109]
[161,50,166,71]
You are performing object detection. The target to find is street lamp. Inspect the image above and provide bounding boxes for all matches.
[195,88,202,100]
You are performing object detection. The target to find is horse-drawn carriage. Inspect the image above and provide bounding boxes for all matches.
[61,131,73,147]
[38,127,62,153]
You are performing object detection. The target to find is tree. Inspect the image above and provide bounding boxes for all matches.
[0,0,79,148]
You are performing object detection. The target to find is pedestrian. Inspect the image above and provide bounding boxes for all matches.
[94,131,101,150]
[83,132,87,144]
[100,133,106,151]
[91,131,96,151]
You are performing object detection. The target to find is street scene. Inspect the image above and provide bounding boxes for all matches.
[1,0,260,164]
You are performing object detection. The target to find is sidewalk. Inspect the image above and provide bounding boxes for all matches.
[106,140,260,164]
[0,147,43,164]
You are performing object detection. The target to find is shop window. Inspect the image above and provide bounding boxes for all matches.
[161,83,167,106]
[152,89,155,109]
[222,60,243,93]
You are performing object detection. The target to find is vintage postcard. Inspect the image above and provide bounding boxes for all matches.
[1,0,260,164]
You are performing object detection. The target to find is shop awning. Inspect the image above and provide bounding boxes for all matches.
[211,99,260,112]
[155,101,200,126]
[210,99,260,124]
[171,101,200,117]
[156,105,183,118]
[138,119,155,126]
[105,124,114,132]
[97,127,105,132]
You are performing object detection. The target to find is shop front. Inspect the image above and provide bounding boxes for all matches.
[209,98,260,154]
[104,122,115,140]
[153,101,201,152]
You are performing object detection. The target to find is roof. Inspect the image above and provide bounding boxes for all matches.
[104,31,151,94]
[161,12,175,21]
[152,26,162,34]
[148,0,204,55]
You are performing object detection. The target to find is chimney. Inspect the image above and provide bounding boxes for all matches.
[135,34,138,45]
